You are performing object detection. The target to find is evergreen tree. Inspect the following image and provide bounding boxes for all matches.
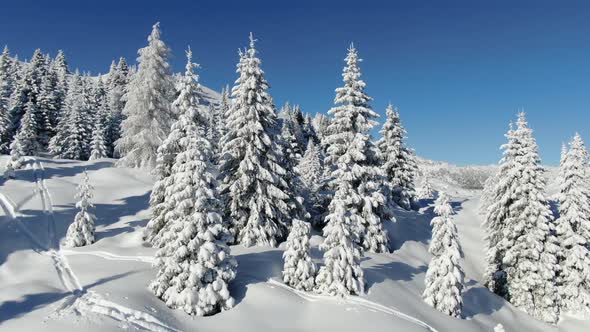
[0,46,14,152]
[218,34,294,247]
[422,191,464,318]
[280,121,301,170]
[216,85,231,142]
[312,113,331,149]
[283,219,316,291]
[64,171,95,247]
[321,44,390,254]
[57,73,93,160]
[89,122,108,160]
[377,103,417,210]
[13,100,39,155]
[5,100,38,176]
[149,109,237,316]
[483,113,560,324]
[115,22,174,169]
[104,58,128,157]
[11,49,50,139]
[297,140,327,227]
[555,133,590,313]
[416,176,434,200]
[315,187,365,296]
[37,64,59,145]
[144,47,203,245]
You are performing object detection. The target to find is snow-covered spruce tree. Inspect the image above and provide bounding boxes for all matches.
[315,187,365,296]
[52,50,69,95]
[430,192,454,248]
[64,171,95,247]
[206,103,220,154]
[104,58,129,157]
[9,49,46,132]
[115,22,174,169]
[555,133,590,313]
[0,75,11,153]
[281,121,301,171]
[323,44,390,254]
[218,34,294,247]
[483,113,560,324]
[478,172,498,216]
[216,85,231,142]
[149,115,237,317]
[144,47,204,245]
[312,113,331,148]
[4,100,38,177]
[377,103,417,210]
[37,63,59,145]
[416,176,434,200]
[283,219,316,291]
[422,191,464,318]
[59,73,93,160]
[89,122,108,160]
[0,46,14,152]
[297,140,327,227]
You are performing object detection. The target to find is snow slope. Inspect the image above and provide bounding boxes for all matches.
[0,157,588,331]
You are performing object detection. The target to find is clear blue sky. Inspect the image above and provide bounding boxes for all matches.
[1,0,589,165]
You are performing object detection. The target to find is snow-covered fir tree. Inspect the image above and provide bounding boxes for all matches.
[104,58,129,157]
[282,219,316,291]
[149,107,237,316]
[555,133,590,314]
[56,73,93,160]
[416,176,434,200]
[4,100,39,177]
[281,120,301,171]
[422,191,464,318]
[11,100,39,156]
[315,187,365,296]
[89,122,108,160]
[324,45,390,253]
[297,140,326,227]
[11,49,51,141]
[64,171,95,247]
[216,85,231,142]
[116,22,174,169]
[478,172,498,216]
[483,113,560,324]
[37,63,59,145]
[219,34,296,247]
[377,103,417,210]
[0,46,14,152]
[312,113,331,148]
[144,47,203,245]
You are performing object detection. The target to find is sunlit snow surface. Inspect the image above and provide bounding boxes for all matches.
[0,156,588,331]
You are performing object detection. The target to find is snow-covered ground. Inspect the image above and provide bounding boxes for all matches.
[0,156,587,331]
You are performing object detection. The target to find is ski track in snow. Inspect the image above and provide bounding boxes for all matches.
[3,158,179,332]
[267,279,440,332]
[61,249,155,264]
